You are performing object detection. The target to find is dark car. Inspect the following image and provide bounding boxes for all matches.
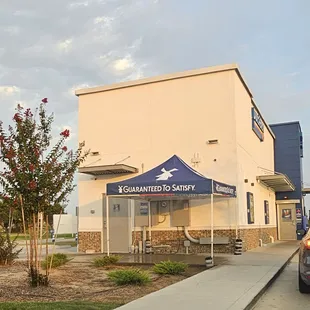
[298,228,310,293]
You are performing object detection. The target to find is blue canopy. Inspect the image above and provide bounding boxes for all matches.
[107,155,236,197]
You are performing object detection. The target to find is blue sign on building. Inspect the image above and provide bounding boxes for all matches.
[251,107,264,141]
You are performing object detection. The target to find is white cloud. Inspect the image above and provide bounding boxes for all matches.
[286,71,300,77]
[121,62,147,82]
[13,10,35,17]
[68,1,90,9]
[129,37,143,52]
[92,16,115,34]
[98,51,114,62]
[67,83,90,97]
[124,67,145,81]
[4,26,20,35]
[0,86,20,95]
[20,44,45,56]
[113,55,135,71]
[94,16,114,26]
[57,39,73,53]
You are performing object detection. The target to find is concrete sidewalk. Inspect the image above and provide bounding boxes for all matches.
[117,241,299,310]
[70,251,229,266]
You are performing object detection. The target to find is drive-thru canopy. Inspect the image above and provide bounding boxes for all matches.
[106,155,237,260]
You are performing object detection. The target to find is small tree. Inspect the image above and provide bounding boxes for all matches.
[0,98,89,286]
[0,230,22,265]
[0,197,22,233]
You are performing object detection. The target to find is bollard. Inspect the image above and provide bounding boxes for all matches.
[145,239,152,254]
[205,256,214,268]
[234,238,243,255]
[52,233,55,243]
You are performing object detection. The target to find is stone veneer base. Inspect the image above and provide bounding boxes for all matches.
[78,232,101,253]
[78,228,277,254]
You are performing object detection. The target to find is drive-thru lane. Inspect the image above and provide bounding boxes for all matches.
[253,254,310,309]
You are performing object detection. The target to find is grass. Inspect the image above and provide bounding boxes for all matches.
[9,234,29,241]
[48,241,77,247]
[153,260,188,275]
[93,255,120,267]
[41,253,70,269]
[0,302,121,310]
[8,233,77,247]
[10,233,76,241]
[55,233,76,239]
[108,268,151,286]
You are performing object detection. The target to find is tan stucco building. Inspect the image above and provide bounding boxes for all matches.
[76,64,296,254]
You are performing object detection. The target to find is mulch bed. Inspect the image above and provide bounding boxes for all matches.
[0,261,204,304]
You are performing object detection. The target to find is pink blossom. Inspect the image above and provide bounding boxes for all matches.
[6,148,15,159]
[25,108,33,117]
[13,113,22,122]
[60,129,70,138]
[29,180,37,190]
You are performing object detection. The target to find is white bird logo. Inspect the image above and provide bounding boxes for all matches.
[156,168,178,181]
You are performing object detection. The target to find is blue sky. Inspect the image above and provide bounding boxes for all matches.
[0,0,309,213]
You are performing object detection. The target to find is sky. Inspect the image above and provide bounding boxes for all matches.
[0,0,309,214]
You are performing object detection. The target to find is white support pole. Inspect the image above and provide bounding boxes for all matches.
[101,194,104,253]
[211,181,214,261]
[148,201,152,241]
[235,197,239,239]
[106,195,110,256]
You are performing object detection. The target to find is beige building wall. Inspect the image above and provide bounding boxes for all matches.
[233,73,276,229]
[78,70,239,233]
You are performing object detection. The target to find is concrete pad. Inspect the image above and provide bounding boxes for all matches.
[117,241,299,310]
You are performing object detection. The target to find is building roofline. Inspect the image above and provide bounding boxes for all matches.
[269,121,302,130]
[75,63,254,97]
[75,63,276,139]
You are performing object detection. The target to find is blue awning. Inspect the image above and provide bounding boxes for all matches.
[106,155,236,197]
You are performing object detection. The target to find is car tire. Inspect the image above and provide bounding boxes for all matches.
[299,270,310,293]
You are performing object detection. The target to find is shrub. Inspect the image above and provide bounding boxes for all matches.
[153,260,188,275]
[28,265,49,287]
[93,255,120,267]
[0,230,22,265]
[41,253,69,269]
[108,268,151,286]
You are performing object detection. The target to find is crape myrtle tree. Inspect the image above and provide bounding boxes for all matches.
[0,98,89,286]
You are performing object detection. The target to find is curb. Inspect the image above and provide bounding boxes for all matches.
[69,261,207,268]
[244,247,299,310]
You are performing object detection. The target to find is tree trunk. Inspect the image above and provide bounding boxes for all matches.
[20,195,29,268]
[33,213,38,273]
[46,214,49,280]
